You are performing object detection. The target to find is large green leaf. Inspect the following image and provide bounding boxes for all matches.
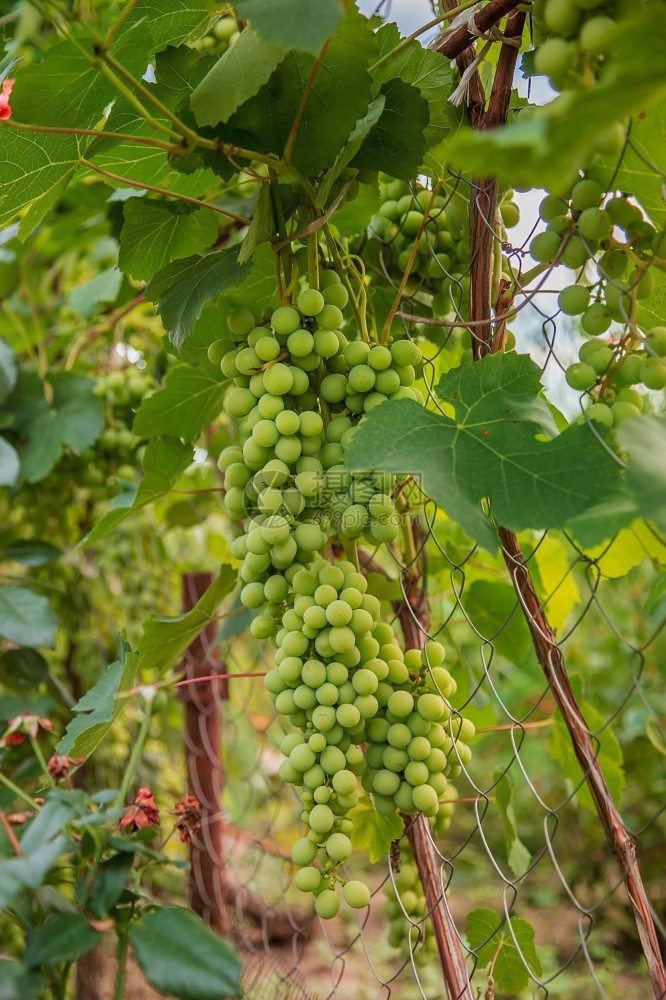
[0,960,45,1000]
[317,95,386,208]
[84,437,192,544]
[133,364,226,440]
[134,567,236,676]
[24,913,101,969]
[0,438,19,487]
[130,906,241,999]
[351,78,429,181]
[190,28,285,128]
[437,7,666,193]
[0,129,80,229]
[146,248,252,349]
[372,22,460,156]
[154,45,217,113]
[345,353,622,552]
[57,644,140,758]
[0,586,57,649]
[7,371,105,483]
[466,908,542,994]
[464,580,532,664]
[618,415,666,532]
[10,24,152,130]
[224,10,377,177]
[594,102,665,227]
[493,771,532,879]
[119,200,218,281]
[233,0,344,55]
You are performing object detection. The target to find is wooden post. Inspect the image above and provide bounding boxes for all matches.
[179,571,228,936]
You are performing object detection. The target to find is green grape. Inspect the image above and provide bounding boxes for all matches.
[323,283,349,309]
[611,401,641,424]
[579,15,616,54]
[561,236,590,269]
[262,363,294,395]
[612,354,642,387]
[640,357,666,390]
[272,306,301,336]
[585,403,613,427]
[539,193,566,221]
[298,287,325,316]
[228,308,256,337]
[315,889,340,919]
[292,837,318,866]
[530,231,562,263]
[295,866,322,893]
[544,0,582,37]
[288,329,315,357]
[577,207,612,241]
[581,302,612,336]
[570,179,602,211]
[534,37,575,78]
[343,880,370,909]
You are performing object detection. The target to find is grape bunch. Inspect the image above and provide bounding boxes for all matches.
[384,842,436,963]
[213,259,475,916]
[527,174,664,421]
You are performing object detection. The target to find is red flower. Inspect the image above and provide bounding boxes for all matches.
[2,714,54,746]
[171,794,202,844]
[119,786,160,832]
[0,79,13,121]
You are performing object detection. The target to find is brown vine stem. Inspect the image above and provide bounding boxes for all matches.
[465,12,666,998]
[5,119,180,152]
[396,524,474,1000]
[436,0,524,62]
[79,160,252,224]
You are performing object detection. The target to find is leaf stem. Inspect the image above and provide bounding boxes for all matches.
[114,705,153,809]
[5,118,181,152]
[28,735,56,788]
[99,0,139,52]
[96,62,176,139]
[0,769,42,810]
[80,160,252,224]
[113,929,129,1000]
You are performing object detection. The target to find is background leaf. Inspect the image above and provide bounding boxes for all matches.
[350,798,402,863]
[130,906,242,999]
[232,0,344,55]
[0,587,57,648]
[133,364,226,440]
[119,200,218,281]
[24,913,100,969]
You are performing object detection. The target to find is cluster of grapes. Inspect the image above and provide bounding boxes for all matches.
[214,262,474,916]
[192,14,238,54]
[527,176,664,420]
[370,177,471,309]
[534,0,624,153]
[384,842,436,963]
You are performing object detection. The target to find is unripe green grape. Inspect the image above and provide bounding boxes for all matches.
[565,362,596,391]
[612,354,642,387]
[570,179,602,211]
[387,690,414,718]
[615,388,643,411]
[315,889,340,919]
[606,197,640,231]
[530,230,562,263]
[367,345,392,371]
[500,201,520,228]
[577,207,612,242]
[348,365,376,393]
[227,308,255,337]
[343,880,370,909]
[321,373,347,402]
[580,15,616,54]
[411,783,439,815]
[640,357,666,390]
[225,387,256,418]
[295,866,322,893]
[208,339,233,365]
[325,832,352,861]
[418,693,446,722]
[539,193,566,221]
[581,302,612,336]
[586,403,613,427]
[597,250,628,280]
[262,363,294,395]
[313,329,339,358]
[272,306,301,336]
[321,746,346,774]
[315,304,343,331]
[312,705,337,731]
[323,282,349,309]
[299,410,324,437]
[544,0,582,37]
[292,837,318,866]
[561,235,590,269]
[400,210,424,236]
[630,268,656,301]
[298,288,325,316]
[240,581,264,609]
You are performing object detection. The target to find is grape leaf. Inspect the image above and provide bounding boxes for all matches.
[464,580,532,663]
[6,371,105,483]
[0,438,19,487]
[68,267,123,319]
[233,0,344,55]
[146,247,252,349]
[119,200,218,281]
[57,641,140,758]
[0,586,57,649]
[531,535,581,630]
[134,567,236,677]
[345,353,622,553]
[0,129,81,229]
[0,339,17,402]
[238,183,272,264]
[130,907,241,1000]
[127,0,213,51]
[10,23,152,130]
[437,7,666,193]
[466,908,541,994]
[154,44,216,113]
[350,797,403,863]
[133,364,227,439]
[372,22,461,156]
[351,78,429,181]
[593,102,666,227]
[83,437,192,544]
[190,28,285,128]
[618,415,666,533]
[316,95,386,208]
[24,914,101,969]
[582,519,666,579]
[224,10,377,177]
